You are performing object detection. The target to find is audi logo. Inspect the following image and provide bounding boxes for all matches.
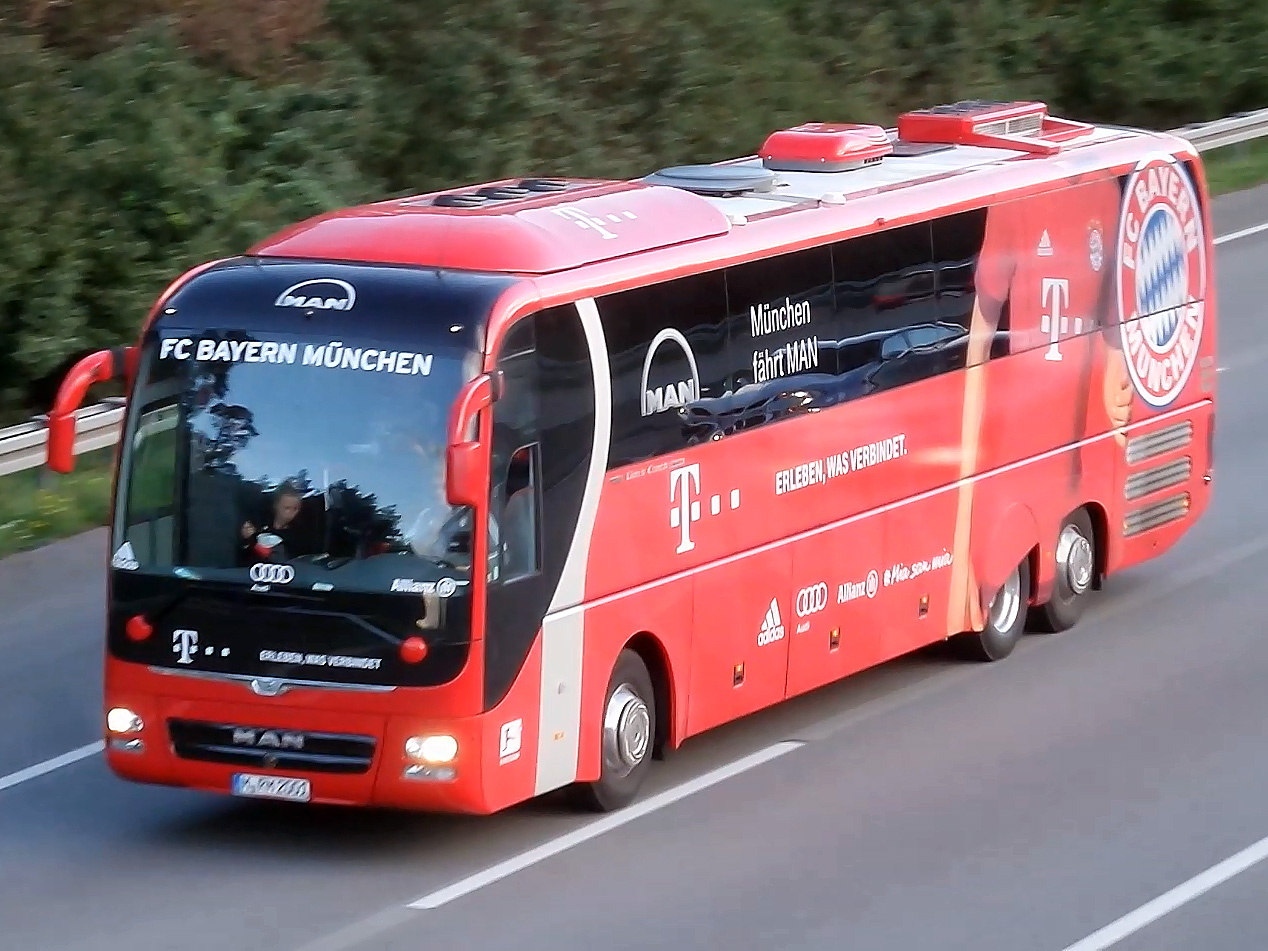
[249,563,295,585]
[796,582,828,618]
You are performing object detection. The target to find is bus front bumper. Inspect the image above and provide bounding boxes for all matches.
[102,691,494,814]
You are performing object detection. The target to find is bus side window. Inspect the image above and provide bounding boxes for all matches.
[718,245,836,436]
[497,444,541,582]
[832,222,953,397]
[596,269,730,469]
[930,209,1001,363]
[487,317,541,584]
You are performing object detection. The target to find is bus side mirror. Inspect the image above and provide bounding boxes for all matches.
[445,373,499,507]
[47,347,134,474]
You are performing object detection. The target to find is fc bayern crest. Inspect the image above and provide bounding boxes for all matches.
[1115,154,1207,409]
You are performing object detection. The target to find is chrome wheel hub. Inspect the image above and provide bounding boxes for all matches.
[1056,524,1094,596]
[603,684,650,778]
[989,567,1022,634]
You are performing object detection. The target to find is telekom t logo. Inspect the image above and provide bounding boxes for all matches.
[669,464,701,554]
[1041,278,1084,361]
[173,629,198,665]
[669,463,741,554]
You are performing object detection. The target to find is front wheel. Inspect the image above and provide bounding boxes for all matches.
[954,555,1030,662]
[568,649,656,813]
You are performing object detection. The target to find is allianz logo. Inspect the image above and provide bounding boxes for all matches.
[391,578,432,594]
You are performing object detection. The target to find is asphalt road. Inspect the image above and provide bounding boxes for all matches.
[4,182,1268,951]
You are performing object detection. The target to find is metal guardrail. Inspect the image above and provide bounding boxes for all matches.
[1,107,1266,480]
[1171,108,1268,151]
[0,400,125,479]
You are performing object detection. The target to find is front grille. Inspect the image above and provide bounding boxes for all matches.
[168,719,376,774]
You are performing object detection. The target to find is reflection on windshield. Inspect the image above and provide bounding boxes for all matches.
[113,330,478,593]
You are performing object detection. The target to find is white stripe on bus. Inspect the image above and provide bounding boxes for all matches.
[535,297,612,796]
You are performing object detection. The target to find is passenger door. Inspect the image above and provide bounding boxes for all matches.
[483,316,550,711]
[481,302,600,726]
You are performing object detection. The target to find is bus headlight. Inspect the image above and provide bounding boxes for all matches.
[405,734,458,765]
[106,707,144,734]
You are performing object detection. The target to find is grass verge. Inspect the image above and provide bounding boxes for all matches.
[1203,137,1268,196]
[0,449,114,560]
[3,139,1268,563]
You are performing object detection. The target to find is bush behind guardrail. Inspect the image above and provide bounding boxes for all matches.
[1,0,1266,420]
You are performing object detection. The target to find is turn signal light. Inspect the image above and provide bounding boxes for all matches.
[125,615,153,642]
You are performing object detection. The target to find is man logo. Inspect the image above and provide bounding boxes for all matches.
[1116,155,1207,409]
[640,328,701,417]
[250,563,295,585]
[275,278,357,312]
[232,728,305,750]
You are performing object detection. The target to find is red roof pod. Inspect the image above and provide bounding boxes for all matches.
[758,122,894,172]
[897,100,1094,155]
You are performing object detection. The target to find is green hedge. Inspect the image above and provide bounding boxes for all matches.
[1,0,1265,421]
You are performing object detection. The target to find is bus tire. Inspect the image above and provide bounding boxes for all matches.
[1030,508,1097,634]
[568,648,656,813]
[955,556,1029,662]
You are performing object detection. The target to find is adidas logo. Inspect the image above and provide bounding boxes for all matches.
[757,598,785,646]
[1037,229,1054,256]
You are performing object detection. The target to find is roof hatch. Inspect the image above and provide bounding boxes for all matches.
[641,164,777,197]
[758,122,893,172]
[896,100,1094,155]
[406,178,574,209]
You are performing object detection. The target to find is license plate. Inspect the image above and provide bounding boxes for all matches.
[231,773,311,802]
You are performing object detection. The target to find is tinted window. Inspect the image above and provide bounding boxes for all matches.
[598,270,730,468]
[831,222,964,396]
[488,318,541,584]
[931,209,1000,361]
[679,247,837,441]
[116,328,480,592]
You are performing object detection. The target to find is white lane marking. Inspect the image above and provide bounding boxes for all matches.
[1214,221,1268,245]
[0,740,103,793]
[407,740,804,910]
[1059,833,1268,950]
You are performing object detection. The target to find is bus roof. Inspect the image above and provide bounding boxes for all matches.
[248,100,1195,277]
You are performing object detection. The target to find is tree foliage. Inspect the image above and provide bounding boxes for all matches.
[0,0,1264,418]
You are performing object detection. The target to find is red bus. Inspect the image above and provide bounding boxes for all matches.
[46,99,1217,814]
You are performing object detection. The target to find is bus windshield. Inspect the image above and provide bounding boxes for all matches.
[112,329,481,596]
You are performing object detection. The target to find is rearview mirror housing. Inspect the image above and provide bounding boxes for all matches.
[444,373,497,507]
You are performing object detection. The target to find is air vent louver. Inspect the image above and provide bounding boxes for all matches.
[416,178,575,208]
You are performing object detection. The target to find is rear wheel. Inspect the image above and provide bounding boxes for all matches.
[568,649,655,813]
[1030,508,1097,633]
[955,555,1030,662]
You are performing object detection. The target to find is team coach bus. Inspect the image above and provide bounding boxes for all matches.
[45,99,1217,814]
